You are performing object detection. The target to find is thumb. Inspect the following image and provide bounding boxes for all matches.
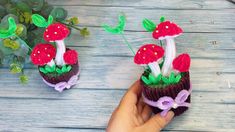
[142,111,174,131]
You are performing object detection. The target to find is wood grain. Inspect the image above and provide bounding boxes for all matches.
[0,0,235,131]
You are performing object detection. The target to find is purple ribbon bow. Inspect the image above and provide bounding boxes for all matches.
[143,86,192,117]
[54,75,78,92]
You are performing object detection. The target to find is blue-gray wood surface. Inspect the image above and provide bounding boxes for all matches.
[0,0,235,131]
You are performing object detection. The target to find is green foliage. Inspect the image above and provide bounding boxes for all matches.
[19,74,28,84]
[0,17,17,38]
[160,16,165,22]
[142,18,156,32]
[141,72,182,86]
[80,28,90,37]
[66,17,79,25]
[50,7,67,21]
[162,72,182,85]
[3,38,20,50]
[40,65,72,74]
[102,14,126,34]
[32,14,53,28]
[10,62,22,74]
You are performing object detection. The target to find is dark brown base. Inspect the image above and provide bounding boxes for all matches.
[38,62,79,85]
[141,72,191,116]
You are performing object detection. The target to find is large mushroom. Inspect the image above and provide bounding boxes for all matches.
[173,53,191,73]
[134,44,164,77]
[30,43,56,67]
[44,23,70,66]
[152,20,183,76]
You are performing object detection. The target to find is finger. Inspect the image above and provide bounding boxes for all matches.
[141,111,174,131]
[121,80,141,106]
[137,98,145,114]
[141,105,152,122]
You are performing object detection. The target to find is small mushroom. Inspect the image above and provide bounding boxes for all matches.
[44,23,70,66]
[152,20,183,76]
[63,50,78,65]
[30,43,56,67]
[134,44,164,77]
[173,53,191,73]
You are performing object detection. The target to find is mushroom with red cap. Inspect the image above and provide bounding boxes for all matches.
[173,53,191,73]
[63,50,78,65]
[134,44,164,77]
[44,23,70,66]
[152,20,183,76]
[30,43,56,67]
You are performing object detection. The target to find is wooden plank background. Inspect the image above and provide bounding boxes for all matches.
[0,0,235,131]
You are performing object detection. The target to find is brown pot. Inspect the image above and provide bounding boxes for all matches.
[141,72,191,116]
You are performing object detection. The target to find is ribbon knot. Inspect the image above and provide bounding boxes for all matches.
[143,86,192,117]
[54,75,78,92]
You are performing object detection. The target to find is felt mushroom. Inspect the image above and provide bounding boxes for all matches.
[173,53,191,73]
[152,20,183,76]
[30,43,56,66]
[134,44,164,77]
[44,23,70,66]
[63,50,78,65]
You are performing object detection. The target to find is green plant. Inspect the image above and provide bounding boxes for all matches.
[39,65,71,75]
[161,72,181,85]
[0,0,89,83]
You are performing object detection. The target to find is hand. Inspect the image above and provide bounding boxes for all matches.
[106,80,174,132]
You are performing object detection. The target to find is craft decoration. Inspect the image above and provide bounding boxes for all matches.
[0,1,89,84]
[30,14,79,92]
[103,15,192,116]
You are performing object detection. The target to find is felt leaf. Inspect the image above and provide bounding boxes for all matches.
[141,76,151,85]
[50,7,67,21]
[0,17,17,38]
[39,67,48,74]
[45,65,53,72]
[162,76,170,85]
[102,14,126,34]
[148,73,156,84]
[32,14,49,28]
[66,65,72,72]
[142,18,156,32]
[160,16,165,22]
[175,74,182,83]
[56,67,63,74]
[47,15,53,25]
[61,65,67,72]
[156,74,162,82]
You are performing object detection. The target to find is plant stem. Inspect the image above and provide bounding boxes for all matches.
[160,40,163,47]
[59,21,82,31]
[120,33,135,55]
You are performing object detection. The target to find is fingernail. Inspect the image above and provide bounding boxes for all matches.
[165,111,174,122]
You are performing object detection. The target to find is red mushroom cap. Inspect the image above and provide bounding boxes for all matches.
[63,50,78,65]
[30,43,56,66]
[152,21,183,40]
[173,53,191,72]
[44,23,70,42]
[134,44,164,65]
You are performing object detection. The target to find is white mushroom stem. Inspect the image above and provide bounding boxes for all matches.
[55,40,66,66]
[148,61,161,77]
[47,59,55,67]
[162,37,176,76]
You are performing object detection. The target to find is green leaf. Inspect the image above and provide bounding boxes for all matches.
[80,28,90,37]
[102,14,126,34]
[47,15,53,25]
[39,67,48,74]
[56,67,63,74]
[0,17,17,38]
[16,1,31,13]
[10,63,22,74]
[162,76,170,85]
[45,65,53,72]
[50,7,67,21]
[142,18,156,32]
[160,16,165,23]
[32,14,51,28]
[66,65,72,71]
[175,74,182,83]
[28,0,44,11]
[141,76,151,85]
[19,74,28,84]
[61,65,67,72]
[148,73,156,84]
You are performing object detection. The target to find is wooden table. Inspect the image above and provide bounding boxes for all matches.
[0,0,235,131]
